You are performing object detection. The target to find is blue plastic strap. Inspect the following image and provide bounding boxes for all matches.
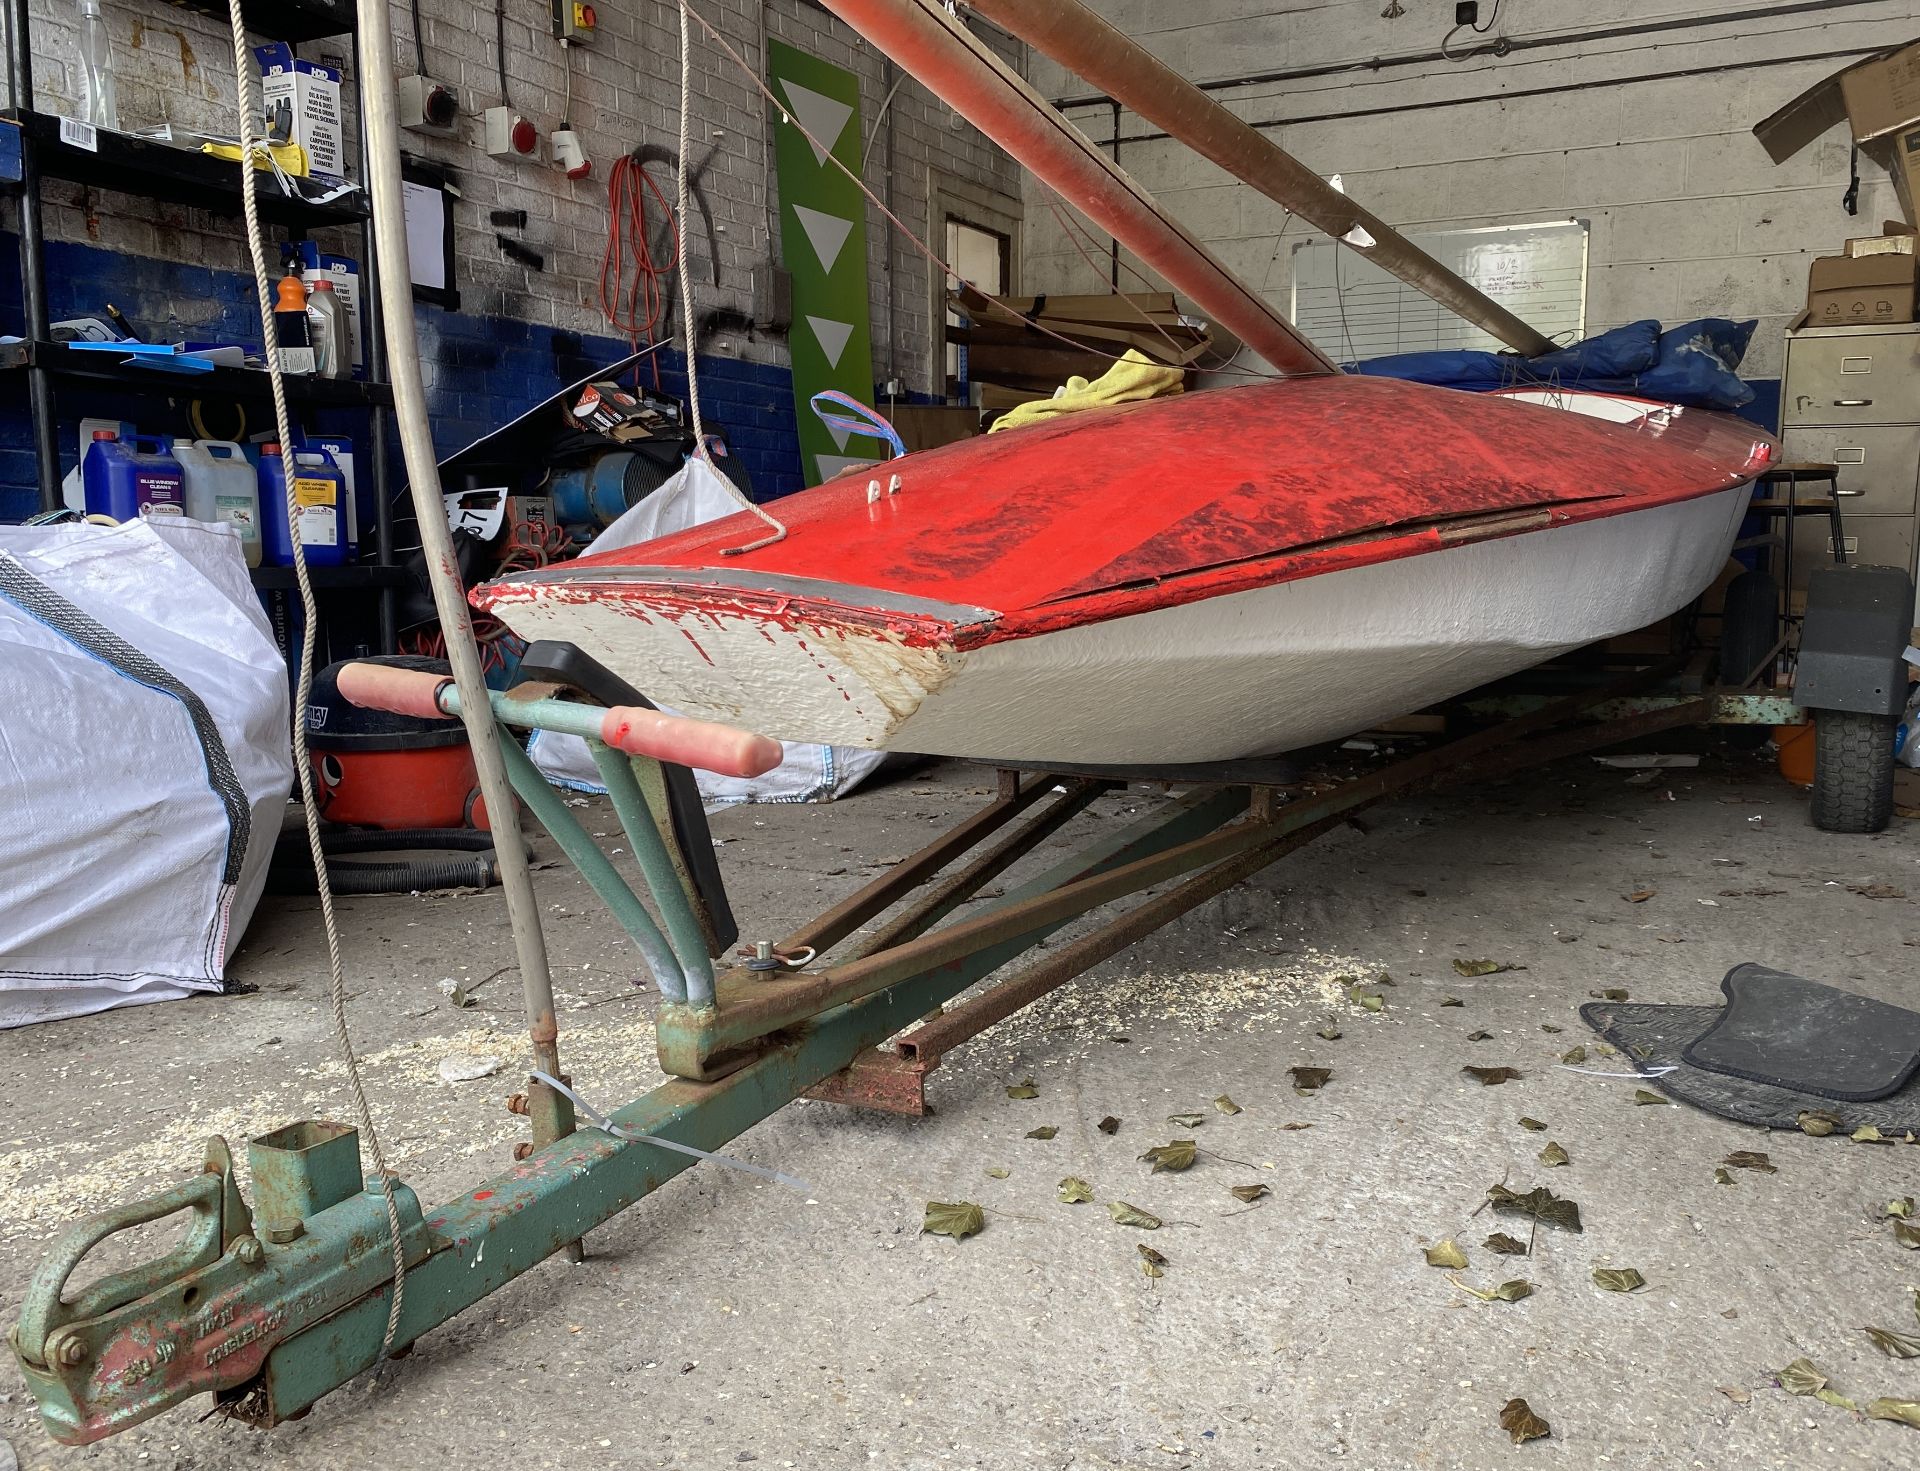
[809,391,905,459]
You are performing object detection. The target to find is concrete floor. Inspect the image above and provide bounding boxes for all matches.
[3,751,1919,1470]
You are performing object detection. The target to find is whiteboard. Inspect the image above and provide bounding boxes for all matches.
[1288,219,1588,362]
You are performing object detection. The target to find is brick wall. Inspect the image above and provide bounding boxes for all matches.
[1,0,1024,518]
[1019,0,1920,392]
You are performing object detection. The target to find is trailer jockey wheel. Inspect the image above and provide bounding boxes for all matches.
[1810,709,1896,834]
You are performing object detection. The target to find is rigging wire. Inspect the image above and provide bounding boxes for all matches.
[677,0,788,556]
[221,0,408,1360]
[678,0,1290,382]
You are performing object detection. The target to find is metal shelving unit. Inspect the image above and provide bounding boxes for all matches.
[2,0,398,649]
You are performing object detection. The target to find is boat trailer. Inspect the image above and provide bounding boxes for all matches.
[0,637,1867,1446]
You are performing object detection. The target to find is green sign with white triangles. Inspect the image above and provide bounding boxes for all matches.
[768,40,877,486]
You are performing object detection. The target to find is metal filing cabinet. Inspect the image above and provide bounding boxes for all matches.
[1780,322,1920,600]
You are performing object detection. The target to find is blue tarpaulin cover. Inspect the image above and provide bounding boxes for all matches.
[1350,318,1757,411]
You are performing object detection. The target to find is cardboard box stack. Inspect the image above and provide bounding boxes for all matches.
[1755,39,1920,329]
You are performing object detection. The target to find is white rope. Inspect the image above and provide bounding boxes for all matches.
[225,1,408,1359]
[676,0,786,557]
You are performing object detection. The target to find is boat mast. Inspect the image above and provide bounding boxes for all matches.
[815,0,1337,376]
[966,0,1557,358]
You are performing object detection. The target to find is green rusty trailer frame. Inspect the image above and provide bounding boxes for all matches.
[9,668,1803,1446]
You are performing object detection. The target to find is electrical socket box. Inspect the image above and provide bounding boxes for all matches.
[553,0,597,42]
[484,107,543,163]
[397,74,460,136]
[1454,2,1479,24]
[751,261,792,332]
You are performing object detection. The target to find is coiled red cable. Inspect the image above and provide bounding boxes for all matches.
[600,152,679,386]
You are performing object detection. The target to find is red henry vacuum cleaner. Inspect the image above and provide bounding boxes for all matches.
[269,656,501,894]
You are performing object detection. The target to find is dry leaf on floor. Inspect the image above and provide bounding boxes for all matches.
[1866,1327,1920,1359]
[1229,1183,1270,1204]
[1214,1094,1242,1115]
[1352,990,1385,1012]
[1518,1117,1548,1132]
[1484,1232,1529,1256]
[1894,1221,1920,1249]
[1852,884,1908,899]
[1440,996,1464,1007]
[1424,1239,1470,1269]
[1718,1386,1752,1405]
[922,1201,985,1240]
[1592,1267,1646,1293]
[1853,1126,1888,1143]
[1058,1176,1094,1204]
[1888,1197,1916,1219]
[1317,1025,1344,1040]
[1591,987,1631,1001]
[1282,1121,1313,1131]
[1775,1358,1827,1396]
[1167,1111,1206,1128]
[1467,1030,1495,1042]
[1560,1045,1587,1065]
[1541,1024,1564,1033]
[1452,1276,1532,1303]
[1623,889,1656,903]
[1005,1079,1038,1100]
[1499,1397,1551,1444]
[1798,1110,1842,1136]
[1107,1201,1162,1230]
[985,1166,1009,1179]
[1633,1089,1671,1106]
[1290,1067,1332,1091]
[1464,1065,1522,1085]
[1539,1142,1570,1167]
[1723,1151,1775,1173]
[1453,958,1514,977]
[1488,1184,1582,1232]
[1026,1126,1058,1140]
[1137,1243,1169,1279]
[1141,1140,1198,1174]
[1097,1116,1121,1135]
[1868,1399,1920,1428]
[1715,1167,1736,1185]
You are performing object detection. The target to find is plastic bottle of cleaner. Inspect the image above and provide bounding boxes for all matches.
[274,271,316,375]
[306,278,351,380]
[173,439,263,566]
[83,431,184,521]
[75,0,118,130]
[258,443,347,566]
[304,434,359,559]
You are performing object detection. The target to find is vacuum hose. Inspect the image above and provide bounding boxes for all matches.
[268,826,499,895]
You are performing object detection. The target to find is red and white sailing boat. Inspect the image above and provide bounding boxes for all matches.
[476,377,1772,764]
[474,0,1774,766]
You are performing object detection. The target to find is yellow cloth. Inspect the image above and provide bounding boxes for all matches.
[987,348,1185,433]
[201,139,310,177]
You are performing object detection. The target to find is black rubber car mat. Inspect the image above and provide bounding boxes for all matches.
[1581,1001,1920,1134]
[1680,963,1920,1102]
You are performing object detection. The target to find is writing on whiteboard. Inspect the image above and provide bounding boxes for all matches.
[1289,219,1589,362]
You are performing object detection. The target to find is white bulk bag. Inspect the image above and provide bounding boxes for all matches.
[0,518,292,1027]
[527,457,885,808]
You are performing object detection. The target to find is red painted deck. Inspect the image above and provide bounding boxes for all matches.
[483,376,1774,648]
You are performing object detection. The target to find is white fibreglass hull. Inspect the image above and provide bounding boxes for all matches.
[490,484,1751,766]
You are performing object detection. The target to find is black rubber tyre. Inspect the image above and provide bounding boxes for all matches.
[1810,709,1896,834]
[1718,568,1778,687]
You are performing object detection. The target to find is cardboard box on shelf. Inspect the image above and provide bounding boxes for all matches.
[255,44,344,182]
[1806,252,1917,326]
